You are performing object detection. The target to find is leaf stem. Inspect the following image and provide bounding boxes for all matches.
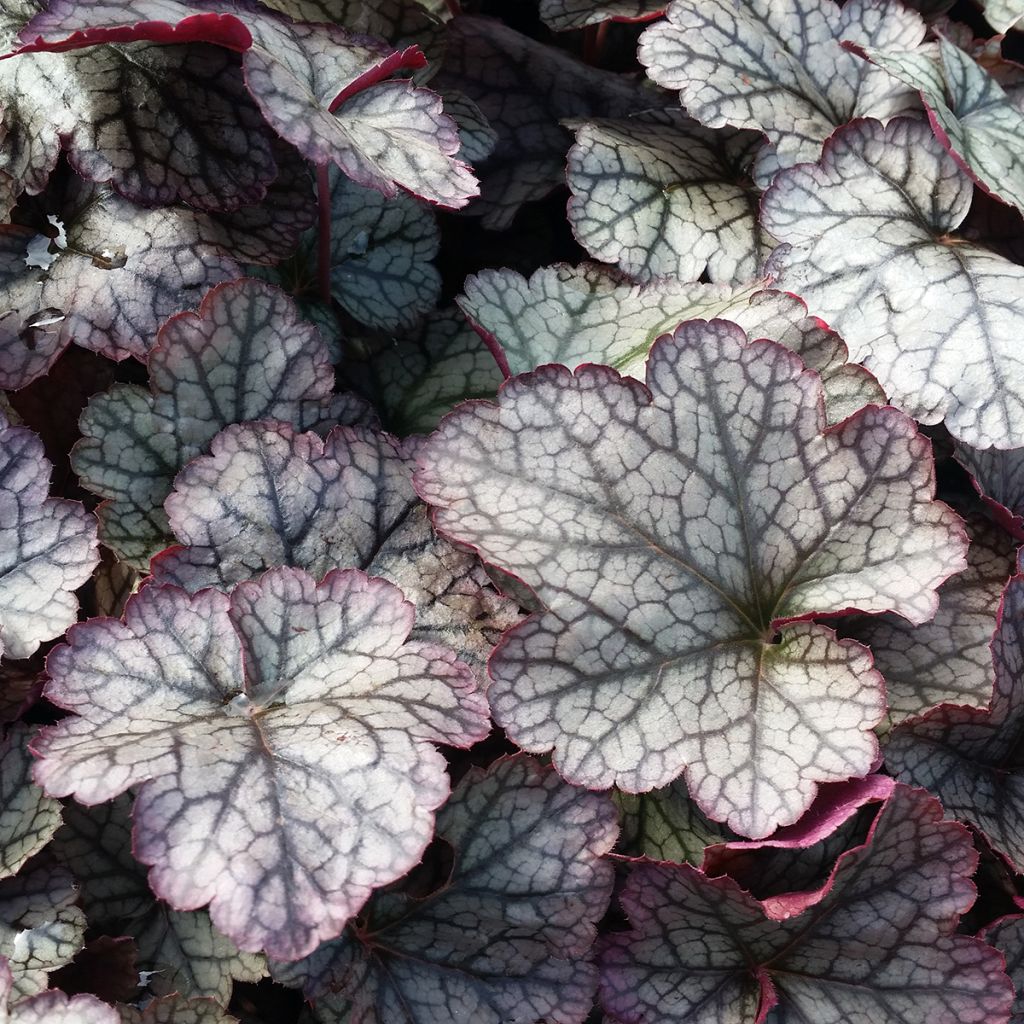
[316,162,332,306]
[444,0,461,15]
[583,22,609,65]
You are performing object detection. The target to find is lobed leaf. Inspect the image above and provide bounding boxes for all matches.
[762,116,1024,449]
[0,410,97,659]
[540,0,665,31]
[435,16,650,228]
[54,796,266,1005]
[415,319,964,837]
[274,754,617,1024]
[152,422,522,676]
[566,112,771,283]
[857,36,1024,214]
[886,574,1024,872]
[843,512,1014,724]
[638,0,927,182]
[600,784,1013,1023]
[33,566,491,960]
[0,959,118,1024]
[17,0,478,207]
[459,266,885,420]
[71,278,370,566]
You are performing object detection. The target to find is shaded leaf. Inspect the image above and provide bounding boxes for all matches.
[886,573,1024,872]
[459,266,884,420]
[34,567,491,960]
[415,319,964,837]
[0,410,97,659]
[0,724,61,880]
[980,916,1024,1022]
[274,755,616,1024]
[599,785,1013,1024]
[0,961,118,1024]
[566,112,770,283]
[71,279,371,567]
[956,441,1024,539]
[117,995,239,1024]
[541,0,665,31]
[18,0,478,207]
[639,0,927,181]
[763,116,1024,449]
[152,422,522,676]
[50,935,139,1004]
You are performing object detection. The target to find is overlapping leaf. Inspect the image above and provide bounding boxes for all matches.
[317,165,440,330]
[71,279,370,566]
[435,17,650,228]
[858,36,1024,213]
[0,154,314,388]
[0,866,85,999]
[844,513,1014,724]
[599,784,1013,1023]
[459,266,885,421]
[0,0,278,214]
[353,308,504,436]
[638,0,927,181]
[540,0,665,31]
[763,116,1024,449]
[415,319,964,837]
[0,960,118,1024]
[151,422,521,675]
[566,112,770,283]
[982,0,1024,32]
[0,725,60,879]
[274,755,617,1024]
[17,0,478,207]
[0,410,97,659]
[957,442,1024,538]
[886,574,1024,872]
[981,916,1024,1022]
[54,796,266,1005]
[117,996,239,1024]
[33,566,491,960]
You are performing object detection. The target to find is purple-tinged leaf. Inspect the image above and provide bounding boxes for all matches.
[763,116,1024,449]
[541,0,665,31]
[0,410,98,659]
[614,779,733,863]
[639,0,927,182]
[956,442,1024,539]
[435,17,651,228]
[600,784,1013,1024]
[416,319,964,837]
[0,968,119,1024]
[17,1,478,207]
[318,165,440,331]
[117,995,239,1024]
[0,725,60,880]
[0,32,277,213]
[856,36,1024,213]
[459,266,884,421]
[566,112,770,283]
[843,512,1014,724]
[54,797,266,1004]
[152,422,521,676]
[274,755,616,1024]
[981,916,1024,1021]
[0,866,85,1000]
[34,567,491,961]
[71,279,371,567]
[886,574,1024,872]
[353,308,504,436]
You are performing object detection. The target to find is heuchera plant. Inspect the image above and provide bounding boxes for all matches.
[3,0,1024,1021]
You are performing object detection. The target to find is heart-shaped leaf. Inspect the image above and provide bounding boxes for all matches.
[886,573,1024,872]
[639,0,927,181]
[17,0,478,207]
[274,754,616,1024]
[0,410,97,659]
[599,784,1013,1024]
[33,566,491,960]
[151,422,522,676]
[415,318,964,837]
[856,35,1024,213]
[71,278,371,566]
[843,512,1014,724]
[435,16,650,228]
[566,112,770,283]
[53,796,266,1005]
[459,266,885,419]
[762,116,1024,449]
[541,0,665,31]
